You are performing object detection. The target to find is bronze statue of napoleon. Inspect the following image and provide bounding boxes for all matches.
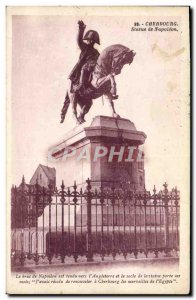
[60,20,136,125]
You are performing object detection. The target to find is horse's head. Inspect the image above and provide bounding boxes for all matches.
[113,50,136,75]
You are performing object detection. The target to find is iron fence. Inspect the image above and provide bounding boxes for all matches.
[11,178,180,266]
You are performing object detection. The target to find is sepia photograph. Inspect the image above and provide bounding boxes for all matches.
[6,6,190,294]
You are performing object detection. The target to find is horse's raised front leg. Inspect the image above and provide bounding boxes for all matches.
[91,74,118,99]
[104,93,120,118]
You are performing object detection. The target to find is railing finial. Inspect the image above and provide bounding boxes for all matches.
[74,180,77,189]
[163,182,169,197]
[86,178,91,191]
[61,180,65,190]
[163,182,168,189]
[22,175,25,185]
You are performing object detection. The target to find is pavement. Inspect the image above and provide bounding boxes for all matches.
[12,254,179,274]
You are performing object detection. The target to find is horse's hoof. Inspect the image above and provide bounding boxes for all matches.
[77,116,86,125]
[113,113,120,118]
[76,118,83,125]
[77,119,85,125]
[110,88,116,95]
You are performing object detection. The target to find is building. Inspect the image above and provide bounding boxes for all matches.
[29,164,56,190]
[11,165,56,229]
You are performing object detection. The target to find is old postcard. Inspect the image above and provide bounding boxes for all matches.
[6,6,190,294]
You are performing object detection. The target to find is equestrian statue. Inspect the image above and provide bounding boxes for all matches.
[60,20,136,125]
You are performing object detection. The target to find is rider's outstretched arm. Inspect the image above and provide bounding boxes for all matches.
[77,20,86,50]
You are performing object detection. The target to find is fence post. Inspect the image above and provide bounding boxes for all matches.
[11,185,17,266]
[60,180,66,263]
[73,181,78,262]
[174,187,179,250]
[86,178,93,262]
[19,176,26,266]
[163,182,170,255]
[152,185,158,257]
[34,178,39,265]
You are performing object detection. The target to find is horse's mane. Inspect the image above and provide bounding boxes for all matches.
[95,44,133,75]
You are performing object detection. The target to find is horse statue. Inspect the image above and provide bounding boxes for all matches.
[60,44,136,125]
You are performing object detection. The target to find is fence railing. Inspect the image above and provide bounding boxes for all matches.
[11,178,180,266]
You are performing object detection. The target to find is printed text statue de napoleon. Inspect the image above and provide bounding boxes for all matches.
[60,20,136,125]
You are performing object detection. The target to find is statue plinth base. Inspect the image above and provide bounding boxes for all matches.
[48,116,147,190]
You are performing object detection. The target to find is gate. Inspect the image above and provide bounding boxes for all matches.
[11,178,180,266]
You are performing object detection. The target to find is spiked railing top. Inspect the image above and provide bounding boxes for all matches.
[11,179,180,206]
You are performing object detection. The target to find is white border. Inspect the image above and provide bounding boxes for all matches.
[1,1,194,299]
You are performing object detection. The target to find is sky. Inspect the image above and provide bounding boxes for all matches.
[10,7,189,191]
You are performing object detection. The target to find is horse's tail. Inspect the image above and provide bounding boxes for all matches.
[60,91,70,123]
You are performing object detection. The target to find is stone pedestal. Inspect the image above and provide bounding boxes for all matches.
[48,116,147,190]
